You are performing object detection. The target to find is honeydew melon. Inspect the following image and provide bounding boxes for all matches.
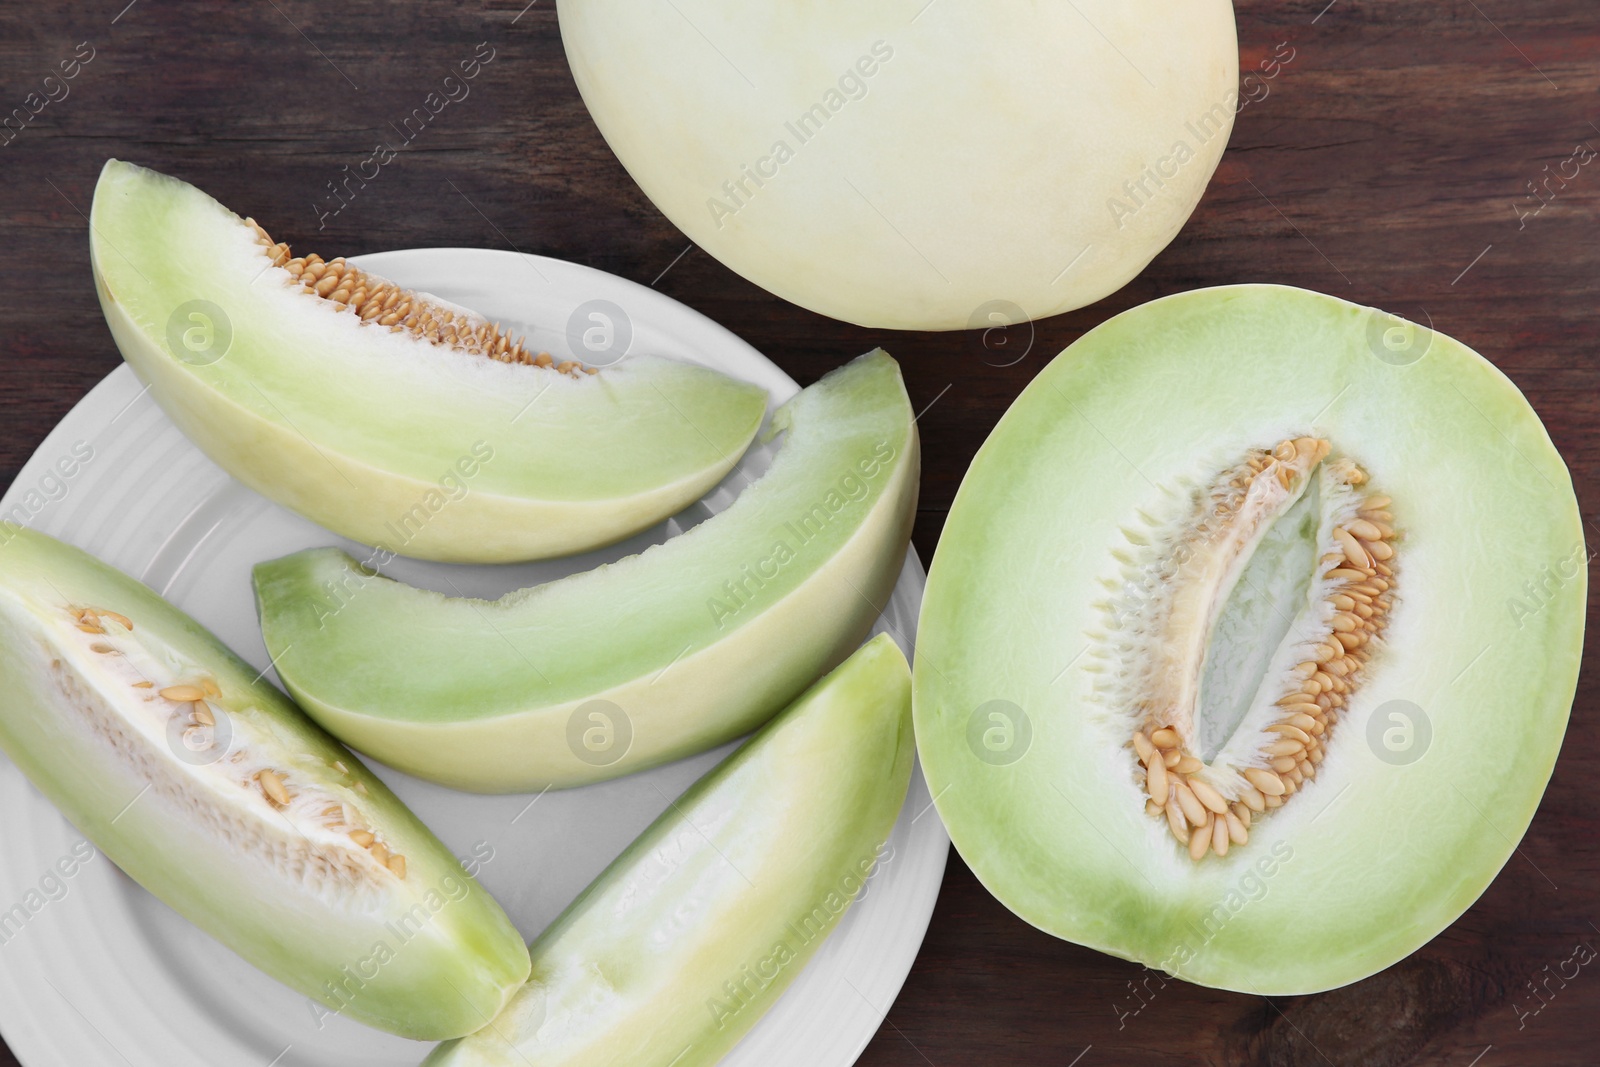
[558,0,1237,329]
[88,159,768,563]
[253,350,917,791]
[424,633,915,1067]
[913,285,1585,993]
[0,525,530,1038]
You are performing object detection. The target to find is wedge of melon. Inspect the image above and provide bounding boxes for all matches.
[253,350,918,791]
[0,525,530,1039]
[424,633,915,1067]
[88,159,768,563]
[913,285,1585,994]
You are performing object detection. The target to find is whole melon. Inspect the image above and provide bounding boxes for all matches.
[558,0,1238,329]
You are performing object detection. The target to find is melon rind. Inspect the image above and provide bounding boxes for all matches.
[423,633,916,1067]
[912,284,1585,994]
[0,525,530,1038]
[558,0,1237,329]
[253,350,918,791]
[88,159,769,563]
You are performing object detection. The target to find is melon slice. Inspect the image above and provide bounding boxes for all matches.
[423,633,915,1067]
[88,159,768,563]
[0,525,530,1038]
[913,285,1585,994]
[253,350,917,791]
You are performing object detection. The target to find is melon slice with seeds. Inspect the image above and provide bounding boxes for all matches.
[253,350,917,792]
[913,284,1584,994]
[0,525,530,1038]
[88,159,768,563]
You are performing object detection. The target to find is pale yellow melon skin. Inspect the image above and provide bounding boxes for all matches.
[559,0,1237,329]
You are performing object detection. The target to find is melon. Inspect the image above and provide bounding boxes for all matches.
[912,285,1585,993]
[88,159,768,563]
[557,0,1237,329]
[424,633,915,1066]
[253,350,917,791]
[0,525,530,1038]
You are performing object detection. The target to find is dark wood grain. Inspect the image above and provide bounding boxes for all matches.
[1,1,1595,1064]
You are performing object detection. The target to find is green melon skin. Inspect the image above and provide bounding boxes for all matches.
[423,633,915,1067]
[88,159,768,563]
[913,285,1585,995]
[0,526,530,1039]
[253,350,918,792]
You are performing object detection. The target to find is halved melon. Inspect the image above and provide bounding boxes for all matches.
[253,350,917,791]
[0,525,530,1038]
[913,285,1584,994]
[88,159,768,562]
[424,633,915,1067]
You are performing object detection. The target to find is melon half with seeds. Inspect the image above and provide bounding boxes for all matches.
[88,160,768,563]
[0,525,530,1038]
[913,285,1585,994]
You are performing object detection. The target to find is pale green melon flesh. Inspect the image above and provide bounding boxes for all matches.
[88,159,768,562]
[0,526,530,1038]
[913,285,1585,994]
[253,351,917,791]
[423,633,915,1067]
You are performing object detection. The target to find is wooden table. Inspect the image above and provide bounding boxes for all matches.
[0,1,1594,1063]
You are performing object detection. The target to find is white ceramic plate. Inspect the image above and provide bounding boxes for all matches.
[0,248,947,1067]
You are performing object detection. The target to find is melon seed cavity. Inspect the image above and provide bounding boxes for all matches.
[1096,437,1398,860]
[69,603,408,881]
[245,218,595,377]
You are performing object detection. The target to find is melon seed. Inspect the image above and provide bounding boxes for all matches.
[257,770,290,806]
[1104,438,1400,856]
[246,219,590,377]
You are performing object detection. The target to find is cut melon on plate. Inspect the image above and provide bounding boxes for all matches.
[254,350,918,791]
[425,633,915,1066]
[89,159,768,563]
[0,525,529,1039]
